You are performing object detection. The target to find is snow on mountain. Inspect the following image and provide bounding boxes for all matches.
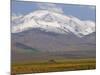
[11,10,95,37]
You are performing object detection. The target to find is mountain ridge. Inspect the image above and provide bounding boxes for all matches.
[11,10,95,37]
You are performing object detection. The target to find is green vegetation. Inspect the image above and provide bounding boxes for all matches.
[15,42,39,52]
[11,58,96,75]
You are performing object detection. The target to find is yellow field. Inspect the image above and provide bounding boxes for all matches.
[11,58,96,75]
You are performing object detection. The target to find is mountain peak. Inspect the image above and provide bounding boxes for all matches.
[11,10,95,37]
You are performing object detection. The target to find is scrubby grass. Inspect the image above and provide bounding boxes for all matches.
[11,58,96,75]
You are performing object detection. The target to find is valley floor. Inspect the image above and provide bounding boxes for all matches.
[11,58,96,75]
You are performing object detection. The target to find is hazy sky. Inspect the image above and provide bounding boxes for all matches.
[11,0,96,22]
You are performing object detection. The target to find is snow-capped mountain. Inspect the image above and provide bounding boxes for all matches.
[11,10,95,37]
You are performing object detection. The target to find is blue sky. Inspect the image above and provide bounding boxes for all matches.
[11,0,96,22]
